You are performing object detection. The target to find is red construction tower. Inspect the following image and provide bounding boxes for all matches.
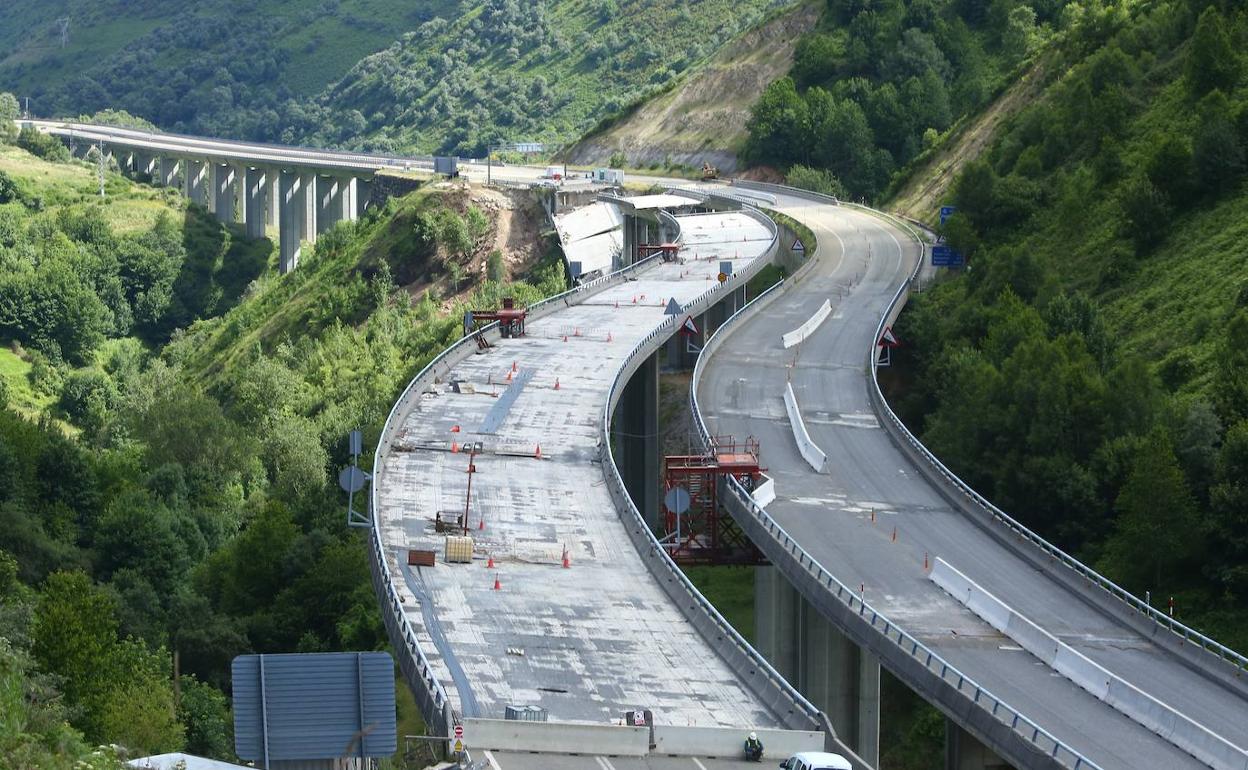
[660,436,767,565]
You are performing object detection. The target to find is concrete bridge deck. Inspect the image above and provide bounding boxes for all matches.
[374,206,792,728]
[696,192,1248,769]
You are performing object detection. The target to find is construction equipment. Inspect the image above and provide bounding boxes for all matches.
[659,436,767,565]
[465,297,527,341]
[700,162,719,181]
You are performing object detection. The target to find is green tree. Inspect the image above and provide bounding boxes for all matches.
[0,92,18,143]
[1210,420,1248,595]
[32,572,119,725]
[743,78,810,166]
[1216,309,1248,422]
[1100,432,1201,590]
[487,249,506,282]
[177,676,233,760]
[1185,7,1239,97]
[1118,173,1170,254]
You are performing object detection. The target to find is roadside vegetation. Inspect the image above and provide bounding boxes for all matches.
[0,104,564,766]
[888,2,1248,650]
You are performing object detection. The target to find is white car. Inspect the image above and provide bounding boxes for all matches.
[779,752,853,770]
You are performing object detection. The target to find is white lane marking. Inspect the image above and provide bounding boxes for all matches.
[692,758,711,770]
[484,750,503,770]
[596,756,619,770]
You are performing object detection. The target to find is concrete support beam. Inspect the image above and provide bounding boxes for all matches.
[267,171,280,229]
[945,719,1010,770]
[615,351,660,529]
[355,177,371,218]
[755,565,881,766]
[184,159,208,207]
[244,167,267,240]
[341,176,358,223]
[316,176,344,233]
[279,170,307,274]
[299,171,317,244]
[158,156,180,188]
[233,164,248,229]
[211,163,236,223]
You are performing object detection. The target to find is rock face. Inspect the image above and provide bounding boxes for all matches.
[563,2,820,175]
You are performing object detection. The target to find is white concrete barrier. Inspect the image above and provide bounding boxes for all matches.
[753,472,777,508]
[462,719,649,756]
[930,559,1248,770]
[652,725,822,757]
[782,299,832,348]
[783,382,826,473]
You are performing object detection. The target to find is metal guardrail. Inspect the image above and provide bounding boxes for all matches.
[368,239,668,735]
[688,193,1103,770]
[598,206,831,732]
[734,180,1248,676]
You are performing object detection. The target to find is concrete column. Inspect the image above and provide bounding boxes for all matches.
[185,160,208,207]
[946,719,1009,770]
[755,566,881,766]
[233,164,248,229]
[614,351,660,528]
[754,566,801,683]
[244,168,267,239]
[316,175,343,233]
[279,170,307,274]
[355,177,371,218]
[158,156,180,188]
[267,170,280,229]
[212,163,236,223]
[299,171,317,244]
[621,213,637,268]
[340,176,358,223]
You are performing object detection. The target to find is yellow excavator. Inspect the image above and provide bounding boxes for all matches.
[701,162,719,181]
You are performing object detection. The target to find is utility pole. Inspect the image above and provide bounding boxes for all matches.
[21,96,30,118]
[56,17,70,48]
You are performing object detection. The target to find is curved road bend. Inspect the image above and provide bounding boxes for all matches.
[697,196,1248,769]
[376,209,785,727]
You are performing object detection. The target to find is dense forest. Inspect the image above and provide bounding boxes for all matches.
[743,0,1045,198]
[887,0,1248,650]
[0,103,564,766]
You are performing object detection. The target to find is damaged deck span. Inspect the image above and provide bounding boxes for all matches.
[371,201,811,733]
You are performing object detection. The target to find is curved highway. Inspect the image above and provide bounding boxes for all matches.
[696,192,1248,769]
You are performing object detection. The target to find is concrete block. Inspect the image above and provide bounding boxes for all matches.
[651,725,822,757]
[461,719,649,756]
[782,299,832,348]
[783,382,826,472]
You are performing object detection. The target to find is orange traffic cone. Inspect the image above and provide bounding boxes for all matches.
[493,574,501,590]
[451,441,460,453]
[562,334,568,342]
[534,444,542,459]
[891,526,897,543]
[478,517,485,531]
[487,555,495,568]
[562,546,570,569]
[615,300,619,308]
[512,360,517,372]
[554,378,560,390]
[607,332,613,342]
[632,296,637,304]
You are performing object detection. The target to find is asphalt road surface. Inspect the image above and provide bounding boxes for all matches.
[697,195,1248,769]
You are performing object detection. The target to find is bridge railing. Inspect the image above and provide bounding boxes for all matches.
[689,192,1102,770]
[733,180,1248,678]
[369,224,670,734]
[598,207,834,733]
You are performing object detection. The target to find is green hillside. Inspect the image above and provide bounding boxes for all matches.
[0,0,446,140]
[884,1,1248,650]
[0,125,563,764]
[1,0,800,156]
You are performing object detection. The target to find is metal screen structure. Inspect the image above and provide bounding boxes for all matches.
[233,652,397,765]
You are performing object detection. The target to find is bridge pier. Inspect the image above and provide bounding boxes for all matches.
[244,167,268,239]
[316,175,357,233]
[279,170,309,273]
[614,350,661,528]
[755,566,881,767]
[184,159,208,207]
[233,163,248,229]
[267,170,280,230]
[211,163,235,223]
[299,171,318,244]
[356,177,372,218]
[945,718,1009,770]
[158,156,180,188]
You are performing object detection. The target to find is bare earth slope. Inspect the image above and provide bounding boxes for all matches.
[563,1,820,174]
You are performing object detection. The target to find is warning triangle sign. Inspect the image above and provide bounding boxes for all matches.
[879,326,899,348]
[681,316,699,335]
[791,237,806,253]
[664,298,683,316]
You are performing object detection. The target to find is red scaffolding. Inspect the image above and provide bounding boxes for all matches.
[660,436,767,565]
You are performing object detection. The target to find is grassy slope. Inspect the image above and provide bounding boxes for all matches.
[318,0,801,154]
[564,1,821,172]
[0,143,178,233]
